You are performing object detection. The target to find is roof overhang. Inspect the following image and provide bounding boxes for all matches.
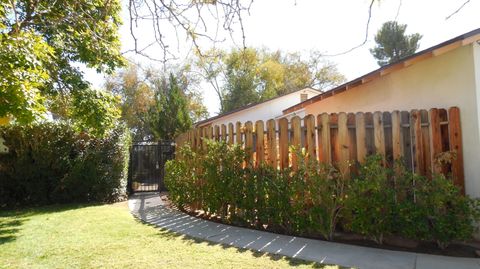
[283,28,480,114]
[195,87,320,127]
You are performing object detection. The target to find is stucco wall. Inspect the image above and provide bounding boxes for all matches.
[304,44,480,198]
[205,89,319,127]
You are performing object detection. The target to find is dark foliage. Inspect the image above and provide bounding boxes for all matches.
[0,123,131,207]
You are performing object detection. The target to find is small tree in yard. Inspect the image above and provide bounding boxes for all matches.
[148,74,192,140]
[370,21,422,66]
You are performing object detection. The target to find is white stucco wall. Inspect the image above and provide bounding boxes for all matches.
[202,89,319,127]
[304,44,480,198]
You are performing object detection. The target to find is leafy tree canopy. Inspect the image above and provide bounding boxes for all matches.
[0,0,125,125]
[370,21,422,66]
[148,74,192,140]
[195,48,346,113]
[106,64,207,140]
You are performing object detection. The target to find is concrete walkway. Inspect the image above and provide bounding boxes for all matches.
[128,192,480,269]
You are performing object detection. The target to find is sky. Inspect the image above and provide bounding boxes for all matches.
[84,0,480,116]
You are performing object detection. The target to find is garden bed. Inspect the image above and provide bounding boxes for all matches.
[170,199,480,258]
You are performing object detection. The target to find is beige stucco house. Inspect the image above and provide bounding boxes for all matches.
[196,88,320,128]
[283,28,480,199]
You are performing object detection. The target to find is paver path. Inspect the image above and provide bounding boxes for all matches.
[128,192,480,269]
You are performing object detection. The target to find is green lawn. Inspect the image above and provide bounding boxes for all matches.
[0,201,346,269]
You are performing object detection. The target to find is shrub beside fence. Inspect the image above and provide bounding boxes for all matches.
[167,106,479,249]
[0,123,131,207]
[166,141,480,249]
[175,107,464,192]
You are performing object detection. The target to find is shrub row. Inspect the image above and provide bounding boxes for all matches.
[165,140,480,249]
[0,122,131,207]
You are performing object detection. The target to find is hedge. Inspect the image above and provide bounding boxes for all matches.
[165,140,480,249]
[0,122,131,207]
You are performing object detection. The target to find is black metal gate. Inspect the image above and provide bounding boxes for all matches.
[128,141,175,192]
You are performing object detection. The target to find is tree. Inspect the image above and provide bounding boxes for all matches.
[106,64,156,140]
[70,88,121,138]
[370,21,422,66]
[148,74,192,140]
[106,64,207,140]
[126,0,253,62]
[0,30,52,123]
[195,48,346,113]
[0,0,124,124]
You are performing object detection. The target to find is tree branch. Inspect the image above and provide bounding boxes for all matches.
[446,0,471,20]
[323,0,375,57]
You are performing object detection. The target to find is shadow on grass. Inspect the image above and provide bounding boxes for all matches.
[130,193,345,269]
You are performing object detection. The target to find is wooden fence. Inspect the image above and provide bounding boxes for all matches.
[175,107,464,193]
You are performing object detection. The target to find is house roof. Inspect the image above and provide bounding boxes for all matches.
[283,27,480,114]
[195,87,320,127]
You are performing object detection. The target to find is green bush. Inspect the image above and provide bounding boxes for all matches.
[0,122,131,207]
[165,140,480,249]
[344,155,396,244]
[420,174,480,249]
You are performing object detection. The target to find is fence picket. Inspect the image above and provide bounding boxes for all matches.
[291,116,302,171]
[429,108,442,174]
[348,113,357,168]
[279,118,289,169]
[448,107,465,194]
[236,122,242,145]
[228,123,234,144]
[391,111,403,161]
[318,113,331,164]
[373,111,385,160]
[255,120,265,166]
[355,112,367,163]
[411,110,425,175]
[337,112,349,177]
[304,115,316,161]
[214,125,220,141]
[266,119,277,168]
[245,121,254,163]
[221,124,227,142]
[420,110,432,178]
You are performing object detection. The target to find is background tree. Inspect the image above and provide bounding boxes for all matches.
[196,48,346,113]
[106,64,207,140]
[370,21,422,66]
[148,74,192,140]
[105,65,155,140]
[0,0,124,129]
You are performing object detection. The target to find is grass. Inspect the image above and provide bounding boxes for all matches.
[0,201,348,269]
